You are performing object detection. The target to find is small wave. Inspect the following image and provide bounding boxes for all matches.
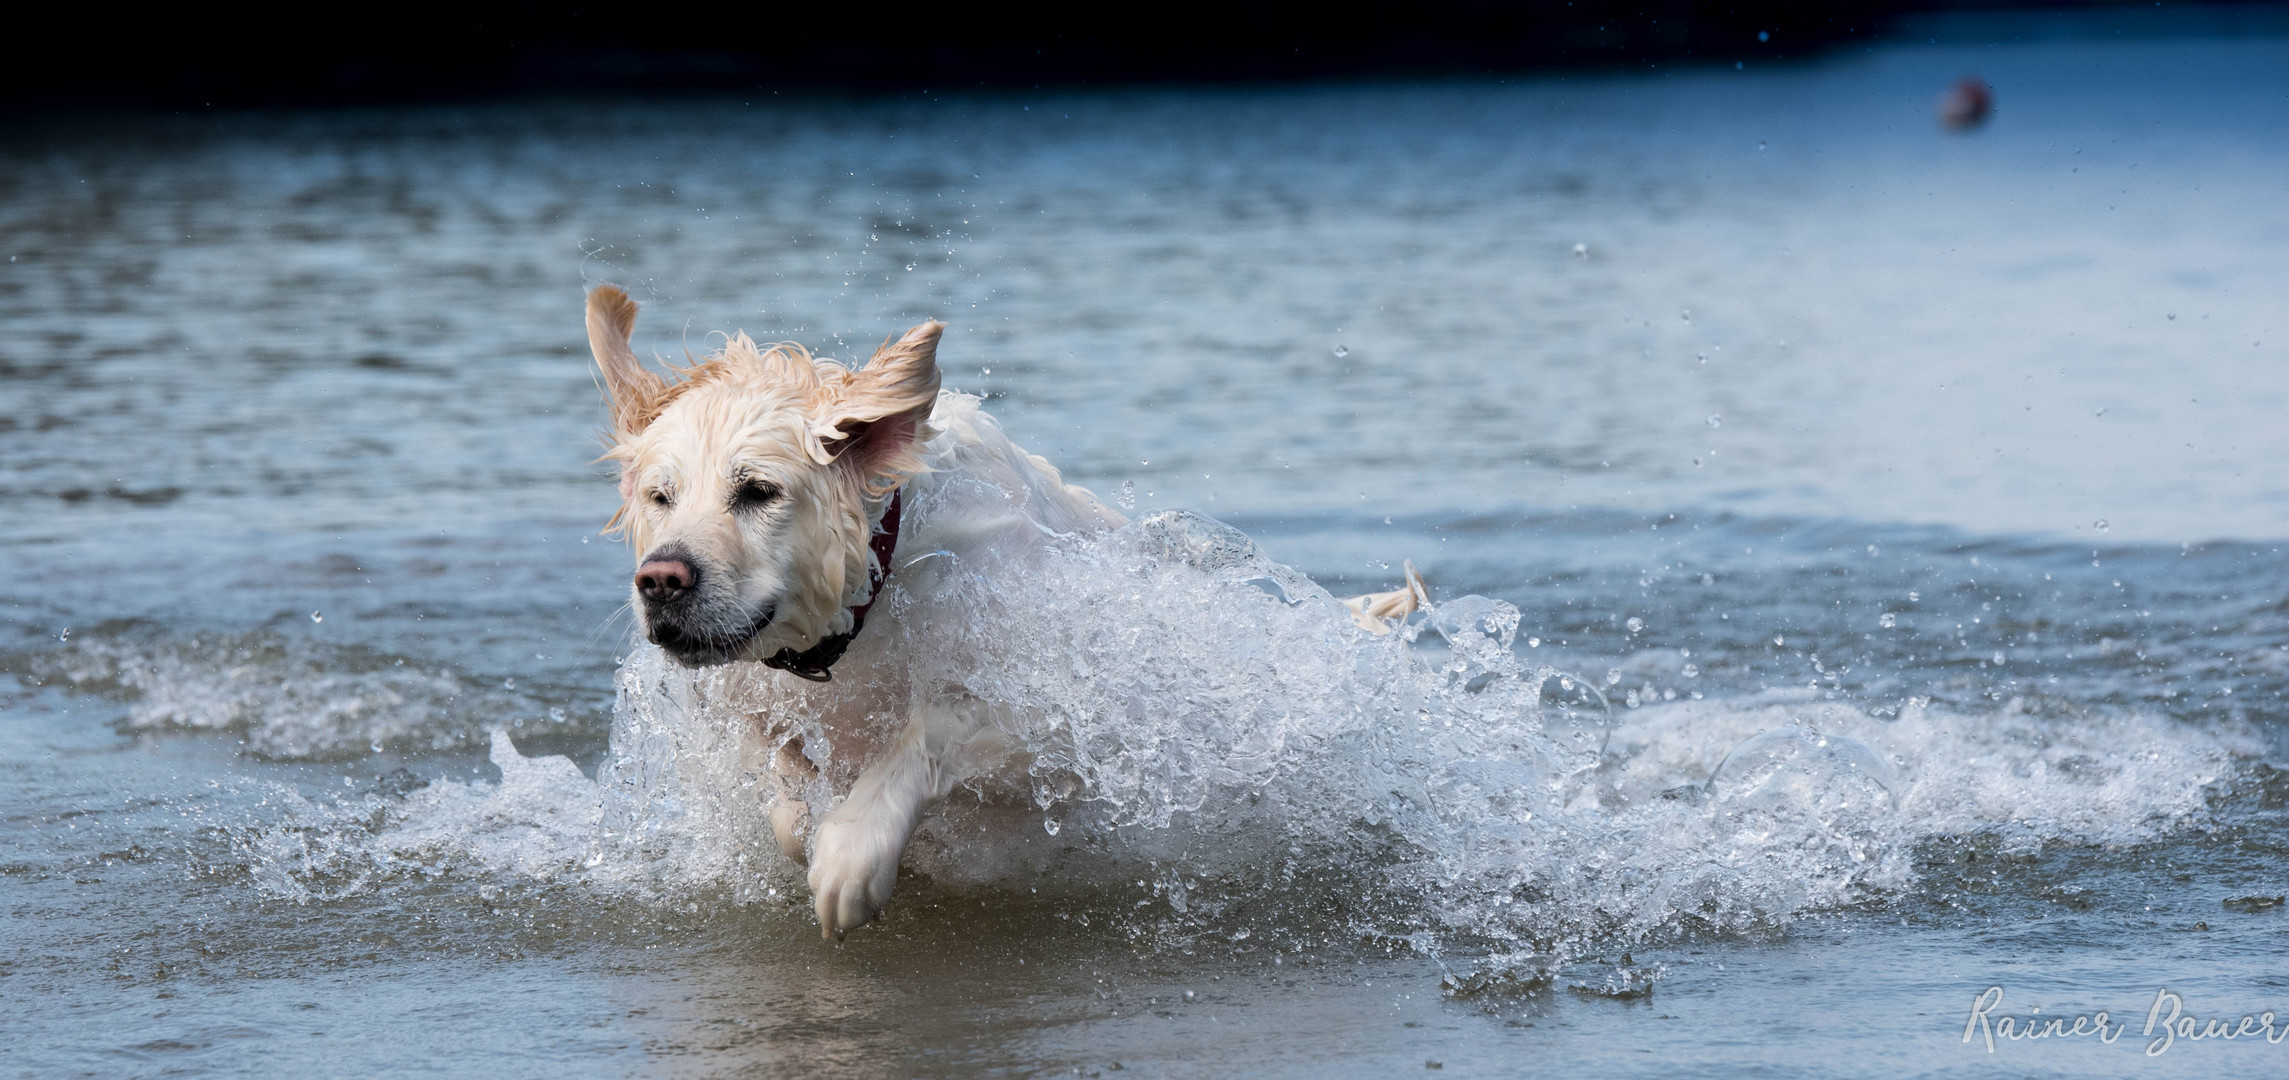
[238,510,2260,976]
[26,630,595,760]
[236,730,604,903]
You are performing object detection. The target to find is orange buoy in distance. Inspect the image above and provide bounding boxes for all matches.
[1939,76,1992,131]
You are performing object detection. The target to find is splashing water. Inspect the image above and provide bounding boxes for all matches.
[241,509,2256,980]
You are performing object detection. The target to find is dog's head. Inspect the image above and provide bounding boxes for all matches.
[585,285,940,667]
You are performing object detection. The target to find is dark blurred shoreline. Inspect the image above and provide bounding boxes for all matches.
[8,2,2288,113]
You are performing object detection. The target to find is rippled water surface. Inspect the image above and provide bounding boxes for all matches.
[5,29,2289,1079]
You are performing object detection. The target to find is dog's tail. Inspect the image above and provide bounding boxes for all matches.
[1343,560,1429,635]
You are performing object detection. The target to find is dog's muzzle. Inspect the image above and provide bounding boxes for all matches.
[635,546,771,666]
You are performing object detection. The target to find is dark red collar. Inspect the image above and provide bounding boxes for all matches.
[761,487,902,682]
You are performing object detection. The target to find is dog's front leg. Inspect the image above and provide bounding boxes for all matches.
[808,715,946,939]
[808,700,1003,939]
[768,739,818,864]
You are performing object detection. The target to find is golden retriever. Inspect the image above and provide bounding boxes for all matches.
[584,285,1420,937]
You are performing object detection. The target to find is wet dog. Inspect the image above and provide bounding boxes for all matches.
[585,286,1421,937]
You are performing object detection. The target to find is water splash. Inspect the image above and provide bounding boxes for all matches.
[235,510,2258,980]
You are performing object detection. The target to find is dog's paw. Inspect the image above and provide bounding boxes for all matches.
[807,805,904,939]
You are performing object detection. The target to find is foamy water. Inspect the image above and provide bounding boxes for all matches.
[224,514,2259,978]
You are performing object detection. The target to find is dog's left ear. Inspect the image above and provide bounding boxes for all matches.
[586,285,666,440]
[812,320,944,490]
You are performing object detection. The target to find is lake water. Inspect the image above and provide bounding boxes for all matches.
[4,26,2288,1079]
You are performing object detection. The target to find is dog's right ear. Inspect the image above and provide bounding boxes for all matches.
[808,320,944,493]
[586,285,666,439]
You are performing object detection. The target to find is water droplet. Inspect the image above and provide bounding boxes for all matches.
[1625,617,1645,634]
[1681,663,1699,677]
[1526,637,1540,648]
[1773,635,1786,646]
[1878,612,1898,628]
[904,263,915,271]
[2094,407,2107,417]
[1757,139,1768,150]
[1572,242,1589,258]
[310,611,323,623]
[1118,480,1136,511]
[2094,519,2109,532]
[57,627,70,642]
[1680,309,1691,321]
[370,740,383,753]
[1907,591,1920,602]
[1043,817,1061,836]
[1332,344,1350,358]
[1706,414,1722,427]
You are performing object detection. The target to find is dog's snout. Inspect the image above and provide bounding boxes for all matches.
[635,557,698,604]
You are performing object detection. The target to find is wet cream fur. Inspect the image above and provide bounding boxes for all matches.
[589,286,938,661]
[583,285,1419,938]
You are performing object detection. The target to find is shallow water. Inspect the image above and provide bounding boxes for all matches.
[5,28,2289,1079]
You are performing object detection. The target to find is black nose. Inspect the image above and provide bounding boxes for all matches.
[635,557,697,604]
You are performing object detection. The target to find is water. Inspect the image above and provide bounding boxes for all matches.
[5,29,2289,1078]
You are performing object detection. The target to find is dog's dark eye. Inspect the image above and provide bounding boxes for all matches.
[649,490,673,508]
[733,479,781,509]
